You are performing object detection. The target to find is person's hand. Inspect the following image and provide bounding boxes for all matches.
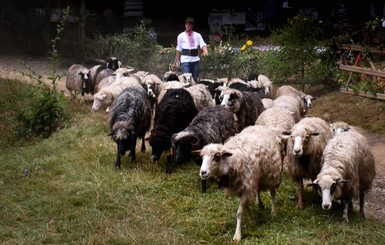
[202,48,209,57]
[174,59,180,68]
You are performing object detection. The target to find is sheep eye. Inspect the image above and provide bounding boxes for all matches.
[330,183,337,193]
[213,154,221,162]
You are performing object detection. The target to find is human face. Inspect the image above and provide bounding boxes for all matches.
[185,22,193,32]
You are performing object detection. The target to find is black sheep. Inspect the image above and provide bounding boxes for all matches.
[108,86,152,168]
[171,105,238,192]
[148,88,198,173]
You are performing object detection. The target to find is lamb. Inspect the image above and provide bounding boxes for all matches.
[108,86,152,168]
[91,76,144,112]
[148,88,198,173]
[196,125,287,242]
[310,130,376,222]
[275,85,316,116]
[272,95,302,122]
[284,116,334,208]
[171,105,238,192]
[141,73,164,110]
[65,64,92,103]
[220,87,265,132]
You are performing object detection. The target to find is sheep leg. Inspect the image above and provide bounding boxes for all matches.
[201,179,207,193]
[341,198,350,223]
[297,179,304,208]
[115,144,122,168]
[359,192,365,217]
[233,196,247,242]
[270,188,277,217]
[256,190,264,210]
[129,134,137,161]
[140,137,146,152]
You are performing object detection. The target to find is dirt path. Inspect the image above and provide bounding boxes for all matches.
[1,55,385,222]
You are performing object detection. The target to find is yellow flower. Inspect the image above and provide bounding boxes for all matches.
[246,40,253,46]
[241,45,246,51]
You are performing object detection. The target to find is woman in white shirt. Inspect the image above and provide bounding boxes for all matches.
[175,17,209,82]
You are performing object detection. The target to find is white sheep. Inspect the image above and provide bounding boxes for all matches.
[272,95,302,122]
[91,76,144,112]
[330,121,357,135]
[275,85,316,116]
[257,74,273,98]
[184,84,215,111]
[310,130,376,222]
[196,125,287,242]
[178,72,196,85]
[261,98,274,110]
[284,116,334,208]
[157,81,190,104]
[255,106,296,132]
[65,64,91,103]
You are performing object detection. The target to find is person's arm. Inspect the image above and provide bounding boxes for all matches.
[202,45,208,56]
[175,50,181,67]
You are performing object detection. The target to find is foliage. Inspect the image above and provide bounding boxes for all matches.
[13,7,70,139]
[263,15,337,91]
[83,18,166,73]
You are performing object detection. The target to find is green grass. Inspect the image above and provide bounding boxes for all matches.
[1,79,385,244]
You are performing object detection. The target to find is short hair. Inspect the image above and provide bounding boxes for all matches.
[185,17,195,25]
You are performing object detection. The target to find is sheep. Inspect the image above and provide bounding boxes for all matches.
[178,72,196,85]
[91,76,144,112]
[162,70,181,82]
[90,57,121,89]
[255,107,296,132]
[141,73,163,111]
[108,86,152,168]
[284,116,334,208]
[171,105,238,192]
[272,95,302,122]
[275,85,316,116]
[184,84,215,111]
[261,98,274,110]
[330,121,357,135]
[220,87,265,132]
[257,74,273,98]
[148,88,198,173]
[65,64,92,103]
[156,81,190,104]
[197,78,225,105]
[195,125,287,242]
[310,130,376,223]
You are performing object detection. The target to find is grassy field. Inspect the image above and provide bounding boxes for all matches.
[1,78,385,244]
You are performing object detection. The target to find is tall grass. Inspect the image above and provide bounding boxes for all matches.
[1,79,385,244]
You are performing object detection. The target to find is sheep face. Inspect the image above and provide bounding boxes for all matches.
[92,93,111,112]
[330,121,351,135]
[301,94,315,108]
[146,83,157,98]
[199,144,232,180]
[220,90,241,113]
[106,57,121,71]
[172,132,201,165]
[312,177,346,211]
[290,130,320,157]
[148,130,172,162]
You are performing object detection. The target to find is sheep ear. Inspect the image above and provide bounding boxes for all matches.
[191,149,201,156]
[307,179,319,187]
[336,179,349,184]
[222,151,233,158]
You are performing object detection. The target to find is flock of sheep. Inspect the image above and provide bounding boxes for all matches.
[65,57,376,242]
